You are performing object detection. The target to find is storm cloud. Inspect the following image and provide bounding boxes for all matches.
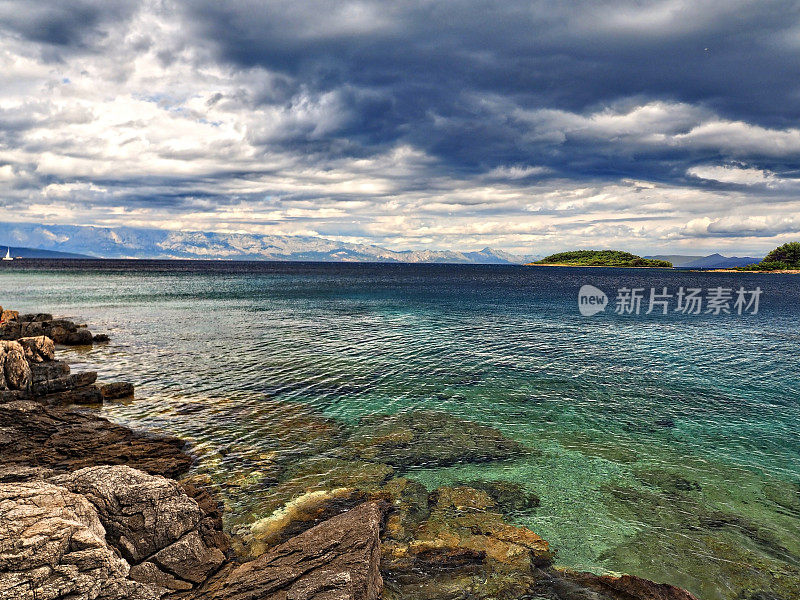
[1,0,800,254]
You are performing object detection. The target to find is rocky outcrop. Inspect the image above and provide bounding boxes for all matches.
[52,466,227,592]
[17,335,55,362]
[0,466,230,599]
[0,332,106,405]
[0,311,107,346]
[0,480,157,600]
[0,400,192,479]
[192,501,386,600]
[0,308,19,324]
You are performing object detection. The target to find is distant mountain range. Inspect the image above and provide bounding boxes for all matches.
[646,253,762,269]
[0,223,765,267]
[1,246,91,259]
[0,222,535,264]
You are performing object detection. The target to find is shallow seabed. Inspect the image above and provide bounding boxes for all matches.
[2,260,799,600]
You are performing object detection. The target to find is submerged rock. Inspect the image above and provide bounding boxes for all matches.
[341,410,527,469]
[540,570,701,600]
[455,478,541,513]
[241,456,392,556]
[381,484,552,599]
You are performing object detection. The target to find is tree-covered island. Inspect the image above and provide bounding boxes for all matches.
[529,250,673,268]
[737,242,800,271]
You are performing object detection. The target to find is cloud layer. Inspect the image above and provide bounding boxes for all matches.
[1,0,800,254]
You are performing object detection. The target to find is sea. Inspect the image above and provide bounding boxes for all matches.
[2,259,798,600]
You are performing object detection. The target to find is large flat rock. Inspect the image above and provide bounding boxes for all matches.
[0,400,192,479]
[194,501,385,600]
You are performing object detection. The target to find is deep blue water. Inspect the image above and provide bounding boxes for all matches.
[1,259,799,599]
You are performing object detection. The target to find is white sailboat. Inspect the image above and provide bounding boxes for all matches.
[2,247,12,261]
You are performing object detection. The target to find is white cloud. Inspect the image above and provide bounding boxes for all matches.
[687,164,781,186]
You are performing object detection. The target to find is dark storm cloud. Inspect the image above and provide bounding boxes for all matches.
[178,0,800,182]
[0,0,135,49]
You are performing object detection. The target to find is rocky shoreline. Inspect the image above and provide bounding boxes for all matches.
[0,307,700,600]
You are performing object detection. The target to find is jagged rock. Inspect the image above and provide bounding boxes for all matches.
[0,464,57,483]
[180,478,230,557]
[149,530,225,584]
[0,390,25,402]
[30,371,97,397]
[93,333,111,343]
[0,341,31,390]
[29,360,70,383]
[52,466,206,562]
[0,400,192,478]
[340,410,527,469]
[56,327,94,345]
[0,316,97,345]
[193,501,386,600]
[51,466,226,592]
[0,481,136,600]
[96,578,168,600]
[101,381,135,399]
[246,487,369,555]
[18,313,53,322]
[0,336,99,404]
[39,384,104,405]
[130,561,194,591]
[0,310,18,324]
[16,335,55,362]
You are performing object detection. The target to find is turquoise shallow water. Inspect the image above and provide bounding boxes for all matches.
[1,260,799,599]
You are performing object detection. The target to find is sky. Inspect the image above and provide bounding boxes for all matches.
[1,0,800,256]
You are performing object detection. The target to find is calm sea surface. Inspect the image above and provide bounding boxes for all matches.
[2,260,799,599]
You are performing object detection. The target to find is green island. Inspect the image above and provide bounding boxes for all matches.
[530,250,673,268]
[736,241,800,272]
